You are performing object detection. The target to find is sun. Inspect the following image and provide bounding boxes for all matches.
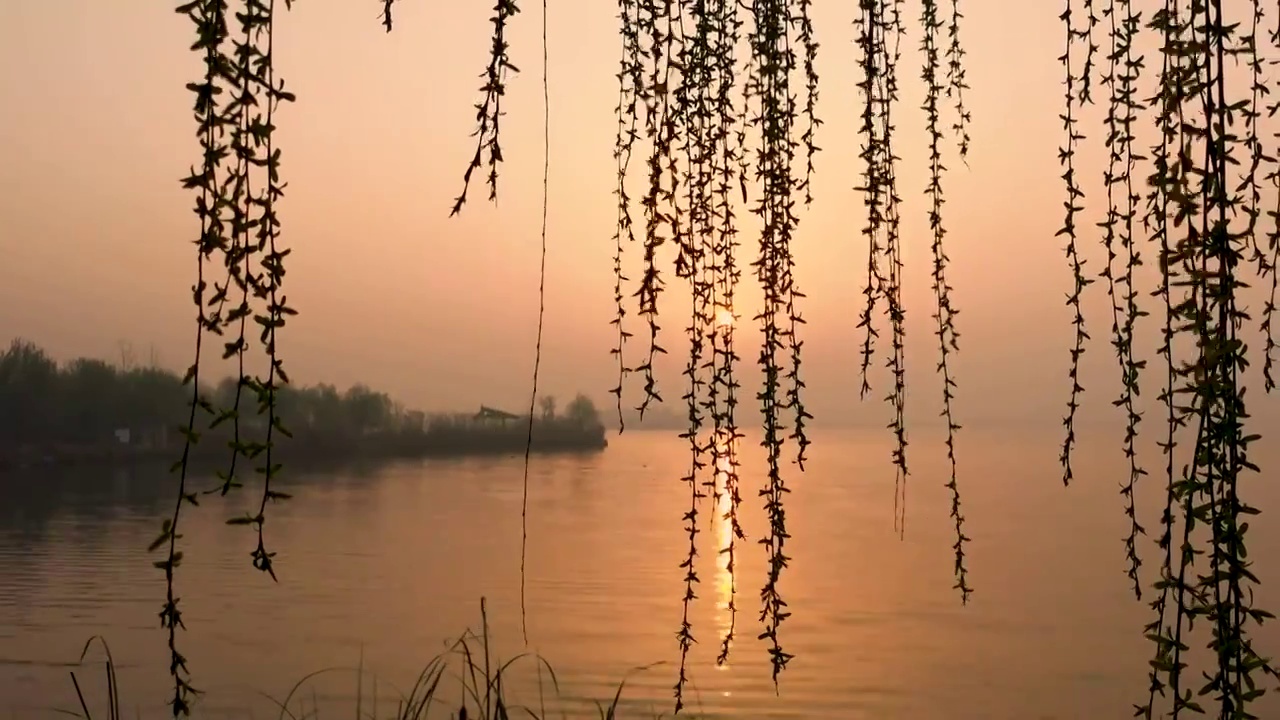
[714,306,735,329]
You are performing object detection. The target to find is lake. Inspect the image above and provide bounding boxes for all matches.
[1,426,1278,719]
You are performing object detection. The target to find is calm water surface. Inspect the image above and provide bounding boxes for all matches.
[1,427,1278,719]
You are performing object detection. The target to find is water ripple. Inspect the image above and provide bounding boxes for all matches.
[0,429,1278,719]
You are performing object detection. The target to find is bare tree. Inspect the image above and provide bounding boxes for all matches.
[537,395,556,421]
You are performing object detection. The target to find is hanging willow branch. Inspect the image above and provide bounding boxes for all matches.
[1098,0,1146,601]
[381,0,396,32]
[854,0,915,541]
[705,0,747,674]
[1056,0,1280,715]
[451,0,521,216]
[390,0,966,709]
[156,0,296,715]
[155,0,1280,717]
[1058,0,1092,487]
[922,0,971,601]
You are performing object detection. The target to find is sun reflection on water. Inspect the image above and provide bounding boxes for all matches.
[709,427,739,669]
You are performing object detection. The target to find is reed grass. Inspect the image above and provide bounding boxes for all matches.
[53,600,693,720]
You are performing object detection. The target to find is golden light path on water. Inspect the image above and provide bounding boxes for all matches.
[709,304,739,689]
[711,426,737,682]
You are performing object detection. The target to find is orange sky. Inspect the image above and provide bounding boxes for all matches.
[1,0,1275,430]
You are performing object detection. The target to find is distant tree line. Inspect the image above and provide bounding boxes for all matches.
[0,339,187,449]
[0,338,604,464]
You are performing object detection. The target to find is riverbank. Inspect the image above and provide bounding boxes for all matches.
[0,337,611,473]
[0,421,607,472]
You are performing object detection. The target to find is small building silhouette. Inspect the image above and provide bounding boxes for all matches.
[473,405,520,426]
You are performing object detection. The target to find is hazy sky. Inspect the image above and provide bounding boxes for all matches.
[1,1,1274,430]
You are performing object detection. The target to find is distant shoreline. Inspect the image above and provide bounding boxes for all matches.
[0,432,607,473]
[0,338,613,476]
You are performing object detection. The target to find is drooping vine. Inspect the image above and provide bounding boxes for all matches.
[1137,0,1189,711]
[244,0,296,587]
[155,1,297,715]
[854,0,886,406]
[451,0,521,217]
[1056,0,1280,714]
[634,0,674,421]
[921,0,970,601]
[1058,0,1092,487]
[146,0,1280,717]
[944,0,969,162]
[884,0,907,538]
[428,0,965,703]
[707,0,747,673]
[795,0,819,205]
[1263,1,1280,394]
[610,0,644,430]
[786,0,816,476]
[745,0,807,690]
[157,2,232,714]
[515,0,552,646]
[198,0,295,582]
[854,0,910,537]
[1098,0,1146,600]
[673,1,707,707]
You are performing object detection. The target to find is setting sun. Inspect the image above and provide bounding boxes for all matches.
[714,306,735,329]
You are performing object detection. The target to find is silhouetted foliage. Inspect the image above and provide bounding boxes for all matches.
[0,339,186,460]
[1056,0,1280,716]
[0,339,604,470]
[141,0,1280,716]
